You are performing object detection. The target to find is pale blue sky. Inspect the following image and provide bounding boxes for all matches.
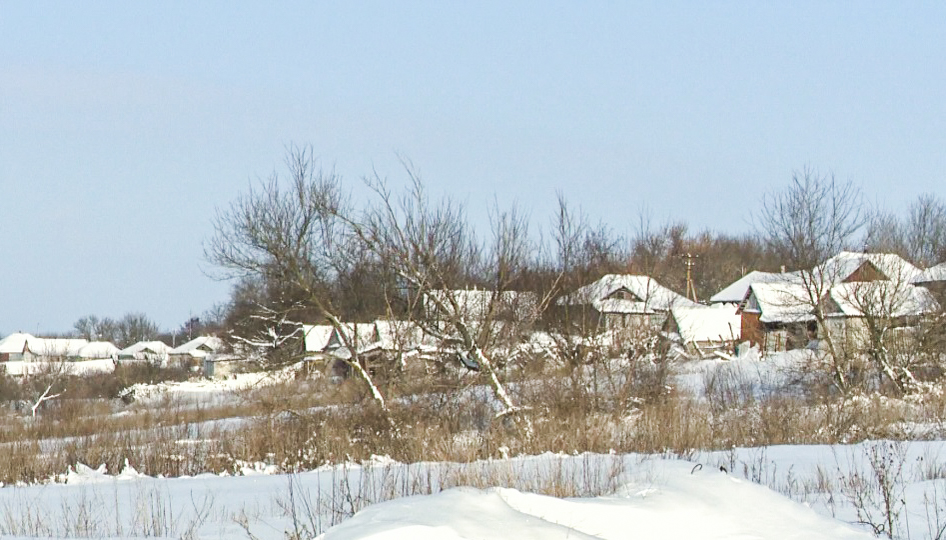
[2,2,945,334]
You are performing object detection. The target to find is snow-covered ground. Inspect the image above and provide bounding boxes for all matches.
[5,352,946,538]
[120,369,296,410]
[3,442,946,539]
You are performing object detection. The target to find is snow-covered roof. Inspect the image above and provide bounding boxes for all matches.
[425,289,538,321]
[710,271,790,304]
[324,319,445,360]
[670,304,742,343]
[76,341,119,359]
[0,333,32,354]
[302,324,334,353]
[817,251,921,284]
[0,333,89,357]
[825,282,939,318]
[561,274,698,314]
[740,282,818,324]
[913,262,946,284]
[374,320,433,350]
[41,338,88,357]
[170,336,223,357]
[119,340,171,357]
[716,252,921,306]
[742,275,938,324]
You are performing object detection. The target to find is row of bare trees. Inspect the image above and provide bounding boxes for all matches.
[70,311,225,349]
[206,148,550,416]
[72,313,161,348]
[207,150,946,412]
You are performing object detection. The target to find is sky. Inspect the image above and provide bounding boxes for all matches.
[2,2,945,335]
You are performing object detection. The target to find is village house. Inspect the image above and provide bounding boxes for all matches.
[0,333,90,362]
[732,252,932,353]
[169,335,223,370]
[820,280,939,352]
[558,274,698,332]
[302,318,455,379]
[319,320,442,377]
[713,252,923,307]
[304,321,382,378]
[117,340,172,366]
[737,282,820,352]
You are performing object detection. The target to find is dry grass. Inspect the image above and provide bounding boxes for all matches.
[3,357,946,486]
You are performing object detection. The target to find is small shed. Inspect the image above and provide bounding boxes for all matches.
[203,354,249,378]
[666,304,742,357]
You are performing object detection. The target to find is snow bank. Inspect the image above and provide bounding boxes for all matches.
[0,447,937,539]
[320,460,870,539]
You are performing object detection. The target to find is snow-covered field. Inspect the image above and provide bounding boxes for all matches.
[3,441,946,539]
[5,353,946,538]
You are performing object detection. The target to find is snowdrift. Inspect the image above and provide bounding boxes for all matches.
[320,460,870,539]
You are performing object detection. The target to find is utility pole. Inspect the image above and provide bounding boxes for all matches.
[681,252,699,302]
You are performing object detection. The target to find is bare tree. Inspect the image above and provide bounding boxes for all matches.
[630,209,687,286]
[865,210,909,260]
[206,146,389,411]
[758,167,865,272]
[352,169,532,417]
[116,312,160,348]
[22,356,71,417]
[545,193,626,332]
[220,275,317,369]
[73,315,118,343]
[906,194,946,268]
[73,315,101,341]
[756,167,867,393]
[228,300,309,368]
[538,196,666,413]
[865,194,946,268]
[831,263,937,395]
[74,313,157,347]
